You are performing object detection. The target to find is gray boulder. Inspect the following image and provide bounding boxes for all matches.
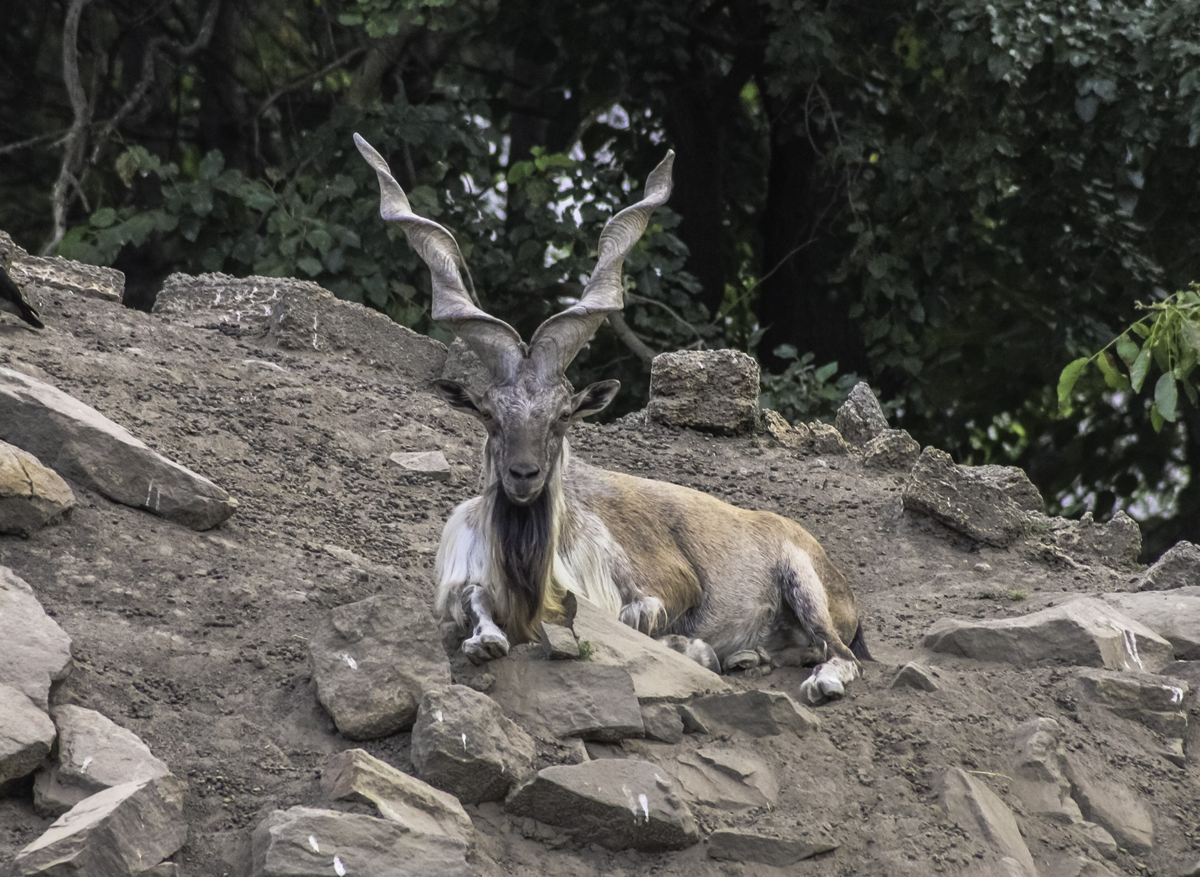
[707,829,837,865]
[539,622,579,660]
[687,689,820,737]
[923,598,1174,672]
[320,749,473,846]
[250,806,472,877]
[835,381,889,443]
[1038,511,1144,568]
[571,598,728,701]
[309,595,451,739]
[1098,590,1200,659]
[890,662,940,692]
[673,747,780,812]
[0,567,72,710]
[0,683,56,788]
[939,768,1036,877]
[440,337,491,397]
[903,448,1032,547]
[155,273,447,385]
[647,349,760,435]
[0,367,236,530]
[640,703,684,743]
[1139,541,1200,591]
[1073,668,1188,738]
[0,440,74,535]
[410,685,535,804]
[1009,717,1082,825]
[487,659,643,742]
[9,775,186,876]
[506,759,700,851]
[33,705,171,817]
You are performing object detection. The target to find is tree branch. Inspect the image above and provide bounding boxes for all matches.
[607,312,656,370]
[42,0,94,255]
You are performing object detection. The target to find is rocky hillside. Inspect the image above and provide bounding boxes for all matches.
[2,243,1199,877]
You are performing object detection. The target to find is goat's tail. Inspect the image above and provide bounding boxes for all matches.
[848,622,874,662]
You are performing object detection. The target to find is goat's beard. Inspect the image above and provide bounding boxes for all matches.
[489,480,554,640]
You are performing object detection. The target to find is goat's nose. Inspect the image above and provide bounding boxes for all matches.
[509,463,541,481]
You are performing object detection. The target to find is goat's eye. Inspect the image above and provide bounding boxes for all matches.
[559,412,571,423]
[480,411,494,421]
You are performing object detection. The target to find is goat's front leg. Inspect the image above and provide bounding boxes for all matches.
[459,584,510,664]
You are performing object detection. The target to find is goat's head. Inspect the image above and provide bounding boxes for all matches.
[355,134,673,506]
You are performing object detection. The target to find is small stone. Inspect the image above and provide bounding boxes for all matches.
[707,829,837,865]
[9,775,186,876]
[309,595,451,739]
[687,689,820,737]
[320,748,474,845]
[0,440,75,535]
[505,759,699,852]
[1073,821,1118,860]
[835,381,889,443]
[539,622,579,660]
[860,429,921,470]
[387,451,450,481]
[0,684,55,788]
[647,349,760,435]
[1009,717,1082,825]
[33,705,171,816]
[676,705,709,735]
[890,662,940,691]
[410,685,536,804]
[640,703,684,743]
[1139,541,1200,591]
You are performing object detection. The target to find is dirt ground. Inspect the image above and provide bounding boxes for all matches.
[0,282,1196,876]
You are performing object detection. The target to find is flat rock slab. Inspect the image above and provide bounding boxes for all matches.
[33,705,170,817]
[0,440,74,535]
[1099,591,1200,659]
[939,767,1036,877]
[250,806,472,877]
[1064,755,1155,854]
[674,747,779,812]
[154,273,447,385]
[0,567,72,711]
[571,598,729,702]
[0,683,56,787]
[320,749,474,846]
[387,451,450,481]
[924,598,1174,673]
[506,759,700,852]
[687,689,820,737]
[835,381,889,443]
[641,703,684,743]
[410,684,535,804]
[903,448,1031,547]
[707,829,838,865]
[648,349,760,435]
[1139,541,1200,591]
[9,775,186,876]
[487,659,644,742]
[1074,668,1188,738]
[8,254,124,304]
[309,594,451,740]
[0,367,236,530]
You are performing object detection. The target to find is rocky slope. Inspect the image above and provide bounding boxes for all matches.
[1,249,1199,877]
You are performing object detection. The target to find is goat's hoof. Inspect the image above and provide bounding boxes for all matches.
[799,666,846,706]
[724,649,761,672]
[463,631,510,664]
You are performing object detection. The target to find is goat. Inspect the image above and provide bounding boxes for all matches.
[355,134,869,705]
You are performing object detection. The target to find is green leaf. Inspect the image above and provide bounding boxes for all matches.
[1150,404,1165,432]
[1095,352,1129,391]
[198,150,225,182]
[1057,357,1090,413]
[1115,334,1140,369]
[1130,347,1151,392]
[1155,372,1178,422]
[815,361,839,382]
[90,208,118,229]
[296,256,323,276]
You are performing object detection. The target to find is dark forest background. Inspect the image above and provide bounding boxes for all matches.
[3,0,1200,558]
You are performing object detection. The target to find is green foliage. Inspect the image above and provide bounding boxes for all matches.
[1058,284,1200,430]
[576,640,594,661]
[759,344,858,423]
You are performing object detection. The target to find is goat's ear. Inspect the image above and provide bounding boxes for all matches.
[571,380,620,420]
[432,379,482,414]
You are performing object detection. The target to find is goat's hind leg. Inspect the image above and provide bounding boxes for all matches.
[781,551,861,705]
[459,584,510,665]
